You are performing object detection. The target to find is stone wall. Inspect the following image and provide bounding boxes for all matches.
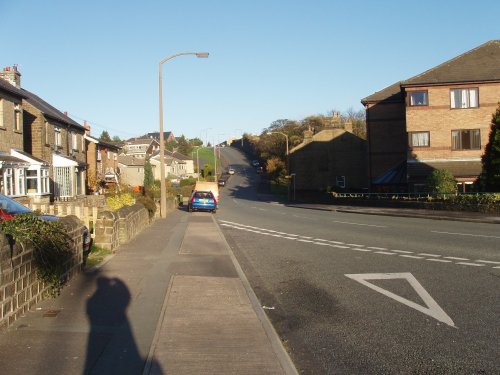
[0,216,85,329]
[93,203,150,251]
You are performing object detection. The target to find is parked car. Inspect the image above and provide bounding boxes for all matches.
[0,193,92,259]
[218,178,226,187]
[228,167,235,175]
[251,160,260,167]
[187,190,217,213]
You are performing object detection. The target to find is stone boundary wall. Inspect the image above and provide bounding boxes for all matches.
[93,203,150,251]
[0,216,85,329]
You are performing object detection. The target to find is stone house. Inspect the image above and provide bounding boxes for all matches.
[362,40,500,192]
[149,150,194,180]
[117,155,145,188]
[122,138,160,158]
[144,131,176,143]
[289,120,368,192]
[84,124,122,193]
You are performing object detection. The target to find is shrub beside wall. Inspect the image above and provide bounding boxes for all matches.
[0,216,85,329]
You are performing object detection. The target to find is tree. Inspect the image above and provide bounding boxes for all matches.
[99,131,112,142]
[266,157,286,183]
[478,105,500,192]
[427,169,456,195]
[143,158,154,193]
[176,135,192,156]
[111,135,122,143]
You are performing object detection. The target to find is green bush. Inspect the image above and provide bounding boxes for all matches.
[427,169,457,195]
[106,192,135,210]
[0,214,73,296]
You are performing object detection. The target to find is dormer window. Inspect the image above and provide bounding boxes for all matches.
[409,91,428,106]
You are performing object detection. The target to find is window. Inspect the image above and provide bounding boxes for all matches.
[26,170,38,193]
[41,169,50,194]
[16,169,25,195]
[45,121,49,144]
[451,129,481,150]
[450,88,478,109]
[409,91,428,106]
[336,176,346,188]
[55,127,62,147]
[71,132,78,150]
[14,104,22,131]
[0,98,4,128]
[3,168,13,196]
[408,131,430,147]
[97,148,102,161]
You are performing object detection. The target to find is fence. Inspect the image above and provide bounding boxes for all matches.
[28,202,100,239]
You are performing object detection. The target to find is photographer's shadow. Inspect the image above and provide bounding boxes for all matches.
[84,276,163,374]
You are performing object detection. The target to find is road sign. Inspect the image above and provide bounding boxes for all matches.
[345,272,456,328]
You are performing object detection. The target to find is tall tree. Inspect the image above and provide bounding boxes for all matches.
[478,105,500,191]
[99,131,112,142]
[143,157,154,193]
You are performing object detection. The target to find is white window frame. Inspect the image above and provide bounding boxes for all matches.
[450,88,479,109]
[409,131,430,147]
[0,98,4,128]
[72,132,78,151]
[54,126,62,148]
[14,104,22,132]
[409,91,428,106]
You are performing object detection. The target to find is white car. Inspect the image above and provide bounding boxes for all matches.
[228,168,235,175]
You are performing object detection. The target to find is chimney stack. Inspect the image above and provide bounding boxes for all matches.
[0,65,21,88]
[83,121,91,135]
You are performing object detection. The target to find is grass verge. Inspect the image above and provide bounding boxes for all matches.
[85,244,112,269]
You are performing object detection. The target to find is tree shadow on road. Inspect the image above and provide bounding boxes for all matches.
[84,276,163,375]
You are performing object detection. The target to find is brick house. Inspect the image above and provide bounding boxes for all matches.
[289,119,368,192]
[362,40,500,192]
[84,124,122,193]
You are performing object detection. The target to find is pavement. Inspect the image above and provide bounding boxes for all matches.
[0,203,497,375]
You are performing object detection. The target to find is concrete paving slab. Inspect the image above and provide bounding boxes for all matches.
[147,275,285,375]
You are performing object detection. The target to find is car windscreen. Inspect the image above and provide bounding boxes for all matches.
[0,195,33,215]
[194,192,214,199]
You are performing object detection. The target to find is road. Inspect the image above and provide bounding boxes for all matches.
[217,147,500,374]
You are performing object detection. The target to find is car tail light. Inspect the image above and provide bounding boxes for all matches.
[191,196,195,203]
[213,197,217,204]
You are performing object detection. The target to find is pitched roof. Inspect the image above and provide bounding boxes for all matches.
[361,81,404,104]
[0,78,27,99]
[402,40,500,86]
[361,40,500,103]
[125,138,159,146]
[21,88,85,130]
[117,155,145,166]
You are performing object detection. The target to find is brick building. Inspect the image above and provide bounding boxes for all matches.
[362,40,500,192]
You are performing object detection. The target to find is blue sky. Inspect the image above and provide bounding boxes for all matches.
[1,0,499,143]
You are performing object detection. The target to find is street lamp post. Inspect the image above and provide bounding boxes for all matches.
[159,52,208,217]
[269,131,289,172]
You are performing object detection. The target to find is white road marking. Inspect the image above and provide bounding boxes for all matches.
[426,259,452,263]
[350,248,371,252]
[456,262,485,267]
[332,220,386,228]
[444,257,470,261]
[345,272,456,328]
[298,239,314,243]
[494,266,500,269]
[431,230,500,239]
[475,260,500,265]
[314,242,331,246]
[392,250,413,254]
[418,253,441,257]
[368,246,388,251]
[347,244,364,247]
[375,251,396,255]
[399,255,424,259]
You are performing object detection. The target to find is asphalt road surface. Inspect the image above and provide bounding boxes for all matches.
[217,147,500,374]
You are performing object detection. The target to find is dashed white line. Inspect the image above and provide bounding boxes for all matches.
[456,262,485,267]
[431,231,500,239]
[418,253,441,257]
[350,248,372,252]
[475,260,500,265]
[332,220,387,228]
[375,251,396,255]
[427,259,452,263]
[399,255,424,259]
[298,239,314,243]
[444,257,470,261]
[347,244,364,247]
[391,250,414,254]
[368,246,388,251]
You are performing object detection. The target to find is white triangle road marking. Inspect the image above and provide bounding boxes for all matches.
[345,272,456,328]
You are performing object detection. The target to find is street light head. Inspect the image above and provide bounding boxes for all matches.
[196,52,209,58]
